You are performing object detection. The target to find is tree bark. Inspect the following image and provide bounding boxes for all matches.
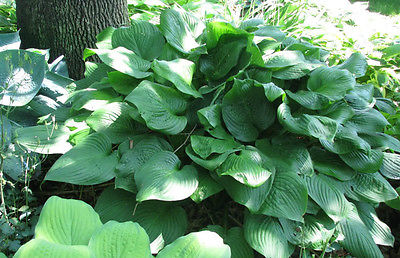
[16,0,129,79]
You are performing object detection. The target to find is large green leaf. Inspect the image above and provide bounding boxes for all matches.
[305,174,352,222]
[157,231,231,258]
[380,152,400,179]
[258,170,308,222]
[14,239,91,258]
[152,59,201,98]
[135,151,198,202]
[338,204,383,258]
[190,169,223,203]
[206,226,254,258]
[222,79,275,142]
[112,20,165,61]
[339,149,383,173]
[309,147,356,181]
[197,104,231,140]
[86,102,144,143]
[190,135,241,159]
[277,103,338,141]
[125,80,188,135]
[344,84,374,110]
[0,31,21,50]
[45,133,119,185]
[0,50,46,106]
[264,50,306,68]
[89,221,152,258]
[160,8,205,54]
[94,187,136,223]
[186,145,234,171]
[307,66,355,101]
[345,108,389,133]
[272,61,322,80]
[83,47,152,78]
[107,71,140,95]
[355,202,394,247]
[286,90,331,110]
[34,196,102,245]
[15,125,73,154]
[216,147,272,187]
[133,201,187,254]
[335,52,367,78]
[244,213,293,258]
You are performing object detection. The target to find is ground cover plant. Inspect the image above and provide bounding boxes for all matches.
[4,4,400,257]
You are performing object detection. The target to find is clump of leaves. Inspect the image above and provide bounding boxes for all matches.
[13,6,400,257]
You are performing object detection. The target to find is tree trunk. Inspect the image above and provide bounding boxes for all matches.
[16,0,129,79]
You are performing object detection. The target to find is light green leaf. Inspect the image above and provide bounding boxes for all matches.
[0,50,46,106]
[83,47,152,78]
[0,31,21,50]
[244,213,293,258]
[309,147,356,181]
[344,84,374,110]
[355,202,394,247]
[125,80,188,135]
[339,149,383,173]
[86,102,145,143]
[107,71,140,95]
[382,44,400,59]
[286,90,330,110]
[385,187,400,211]
[112,20,165,61]
[216,147,272,187]
[258,170,308,222]
[190,169,223,203]
[133,201,187,254]
[277,103,338,141]
[152,59,201,98]
[14,239,90,258]
[157,231,231,258]
[264,50,306,68]
[34,196,102,245]
[260,82,285,102]
[307,66,356,101]
[89,221,152,258]
[338,204,383,258]
[15,125,73,154]
[45,133,119,185]
[160,8,205,54]
[305,174,352,222]
[94,187,136,223]
[135,151,198,202]
[335,52,367,78]
[222,79,275,142]
[380,152,400,179]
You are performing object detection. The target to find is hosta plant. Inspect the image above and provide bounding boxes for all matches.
[14,196,231,258]
[15,6,400,257]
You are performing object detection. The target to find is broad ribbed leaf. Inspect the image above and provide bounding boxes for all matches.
[160,8,204,54]
[355,202,394,246]
[307,66,355,101]
[133,201,187,254]
[278,103,338,141]
[191,135,240,159]
[84,47,152,78]
[45,133,119,185]
[14,239,90,258]
[135,151,198,202]
[347,172,398,203]
[385,187,400,211]
[89,221,152,258]
[335,52,367,78]
[107,71,140,95]
[68,86,121,111]
[344,84,374,110]
[286,90,330,110]
[94,187,136,223]
[259,170,308,222]
[15,125,73,154]
[125,80,187,135]
[152,59,201,98]
[338,204,383,258]
[306,174,352,222]
[264,50,306,68]
[197,104,231,139]
[345,108,389,133]
[222,79,275,142]
[321,101,355,124]
[260,82,285,102]
[360,132,400,152]
[380,152,400,179]
[157,231,231,258]
[244,213,293,258]
[339,149,383,173]
[0,50,46,106]
[309,147,356,181]
[186,145,234,171]
[0,31,21,50]
[382,44,400,59]
[34,196,102,245]
[86,102,144,143]
[206,226,254,258]
[272,61,322,80]
[190,169,223,203]
[216,148,272,187]
[112,20,165,61]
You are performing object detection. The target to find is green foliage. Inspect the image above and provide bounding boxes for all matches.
[15,196,230,258]
[6,4,400,258]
